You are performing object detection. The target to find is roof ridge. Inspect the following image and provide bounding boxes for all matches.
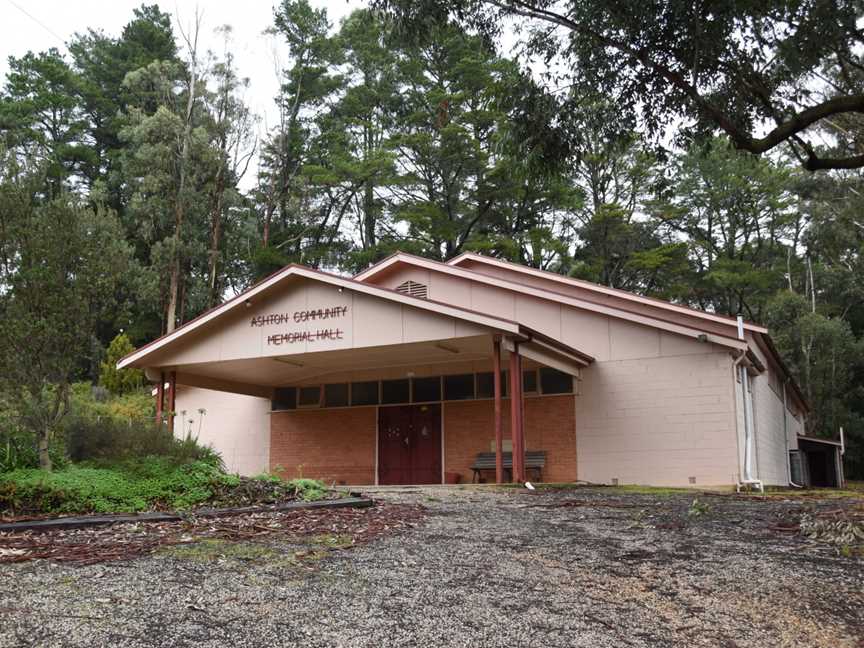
[446,252,765,331]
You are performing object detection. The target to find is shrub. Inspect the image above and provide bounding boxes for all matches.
[64,413,223,470]
[0,460,229,514]
[0,463,329,515]
[69,382,153,422]
[286,478,328,501]
[99,333,144,395]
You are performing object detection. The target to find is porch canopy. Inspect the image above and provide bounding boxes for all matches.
[119,265,594,483]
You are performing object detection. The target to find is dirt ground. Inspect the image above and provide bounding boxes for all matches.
[1,486,862,647]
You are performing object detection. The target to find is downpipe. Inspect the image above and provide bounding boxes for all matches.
[735,317,763,493]
[784,378,803,489]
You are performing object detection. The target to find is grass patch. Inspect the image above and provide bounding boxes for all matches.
[308,533,354,549]
[753,487,864,500]
[160,539,294,565]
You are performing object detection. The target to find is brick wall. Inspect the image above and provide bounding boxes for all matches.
[270,407,376,485]
[271,396,576,485]
[443,395,576,483]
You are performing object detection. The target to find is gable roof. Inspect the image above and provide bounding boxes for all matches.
[119,263,593,370]
[447,252,768,332]
[355,251,809,411]
[354,251,753,349]
[357,251,766,337]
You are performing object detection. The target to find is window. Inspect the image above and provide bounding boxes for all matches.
[539,367,573,394]
[476,372,507,399]
[522,369,538,393]
[272,387,296,411]
[395,280,428,299]
[351,381,379,406]
[298,386,321,407]
[324,383,349,407]
[412,376,441,402]
[444,374,475,401]
[381,379,410,404]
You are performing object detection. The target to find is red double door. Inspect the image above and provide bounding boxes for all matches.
[378,404,442,485]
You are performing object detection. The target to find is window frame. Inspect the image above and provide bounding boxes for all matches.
[297,385,323,408]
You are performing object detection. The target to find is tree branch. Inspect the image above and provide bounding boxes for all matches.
[491,0,864,170]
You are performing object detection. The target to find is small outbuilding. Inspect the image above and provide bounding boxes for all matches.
[120,252,837,489]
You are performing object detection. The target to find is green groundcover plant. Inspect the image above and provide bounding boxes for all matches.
[0,458,327,515]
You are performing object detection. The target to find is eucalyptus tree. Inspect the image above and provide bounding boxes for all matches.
[205,28,257,307]
[119,51,216,334]
[253,0,342,279]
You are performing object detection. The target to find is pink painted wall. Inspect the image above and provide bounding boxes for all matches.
[173,386,270,476]
[372,264,742,486]
[145,276,488,368]
[746,338,804,486]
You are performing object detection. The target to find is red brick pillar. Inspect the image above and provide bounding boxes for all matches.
[508,343,524,483]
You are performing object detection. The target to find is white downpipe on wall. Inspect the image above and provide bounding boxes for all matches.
[736,316,764,493]
[783,380,803,488]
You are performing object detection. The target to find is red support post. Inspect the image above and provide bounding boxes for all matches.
[155,371,165,427]
[166,370,177,434]
[493,335,503,485]
[508,342,524,483]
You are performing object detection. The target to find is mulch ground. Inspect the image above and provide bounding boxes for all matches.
[0,502,426,565]
[0,487,862,648]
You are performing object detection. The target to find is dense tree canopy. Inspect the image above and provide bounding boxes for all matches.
[0,1,862,476]
[375,0,864,171]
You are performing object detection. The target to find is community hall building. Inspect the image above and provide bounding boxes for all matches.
[119,252,845,489]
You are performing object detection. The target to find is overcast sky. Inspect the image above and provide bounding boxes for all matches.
[0,0,362,146]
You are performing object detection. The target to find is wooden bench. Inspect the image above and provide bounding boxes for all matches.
[470,451,546,483]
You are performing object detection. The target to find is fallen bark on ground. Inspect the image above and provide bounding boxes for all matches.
[0,502,426,565]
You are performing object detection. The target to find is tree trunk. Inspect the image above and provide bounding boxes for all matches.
[167,13,200,333]
[37,431,52,471]
[363,180,376,249]
[166,264,180,333]
[208,167,226,307]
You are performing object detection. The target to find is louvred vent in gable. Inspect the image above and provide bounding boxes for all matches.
[395,280,428,299]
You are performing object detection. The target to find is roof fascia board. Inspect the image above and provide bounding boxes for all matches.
[175,372,274,398]
[362,255,746,350]
[353,253,403,281]
[446,252,768,334]
[797,435,842,447]
[519,341,585,378]
[119,265,521,370]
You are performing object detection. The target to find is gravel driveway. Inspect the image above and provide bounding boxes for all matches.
[1,486,862,647]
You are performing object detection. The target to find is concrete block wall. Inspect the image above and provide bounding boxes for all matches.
[173,386,270,476]
[576,350,739,487]
[751,373,791,486]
